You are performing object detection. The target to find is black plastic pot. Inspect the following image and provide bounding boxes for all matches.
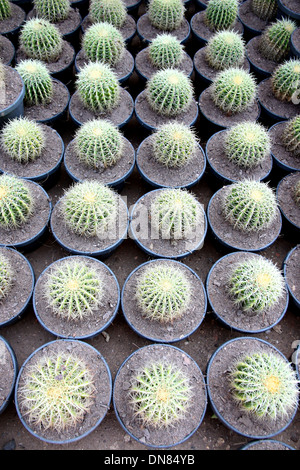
[269,121,300,174]
[0,35,15,66]
[238,0,273,38]
[190,11,244,46]
[258,78,299,123]
[0,3,26,45]
[136,13,190,45]
[276,172,300,237]
[240,439,295,450]
[291,27,300,59]
[277,0,300,20]
[81,14,137,45]
[246,36,279,78]
[283,245,300,312]
[0,335,18,415]
[0,66,25,127]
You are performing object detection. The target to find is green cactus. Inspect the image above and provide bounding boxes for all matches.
[224,121,271,169]
[74,119,124,169]
[294,180,300,206]
[1,117,45,164]
[17,352,95,431]
[148,0,185,32]
[76,62,120,113]
[282,116,300,156]
[259,19,297,63]
[45,258,103,321]
[129,362,192,428]
[204,0,238,32]
[89,0,127,28]
[61,180,118,237]
[135,263,191,322]
[148,34,184,69]
[230,352,299,419]
[16,59,53,106]
[146,69,193,117]
[251,0,277,21]
[211,68,257,115]
[228,256,285,312]
[205,31,246,71]
[152,122,198,168]
[19,18,63,63]
[271,59,300,102]
[0,0,11,21]
[223,180,277,232]
[0,174,33,230]
[151,188,202,240]
[33,0,70,23]
[82,22,125,67]
[0,253,13,300]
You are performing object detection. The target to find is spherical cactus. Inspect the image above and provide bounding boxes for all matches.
[33,0,70,23]
[129,362,192,428]
[135,263,192,323]
[76,62,120,113]
[282,116,300,156]
[223,180,277,232]
[251,0,277,21]
[0,174,33,230]
[19,18,63,63]
[204,0,238,32]
[61,180,119,237]
[0,0,11,21]
[0,253,13,300]
[17,352,95,431]
[205,31,246,71]
[146,69,193,117]
[82,22,125,67]
[152,122,198,168]
[294,180,300,206]
[148,0,185,32]
[89,0,127,28]
[224,121,271,169]
[1,117,45,164]
[148,34,184,69]
[45,258,103,321]
[259,19,297,63]
[230,352,299,419]
[228,256,285,312]
[74,119,124,169]
[211,68,257,115]
[271,59,300,102]
[16,59,53,106]
[151,188,202,240]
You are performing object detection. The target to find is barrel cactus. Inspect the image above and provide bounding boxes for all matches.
[0,174,33,230]
[89,0,127,28]
[1,117,45,164]
[271,59,300,102]
[82,22,125,67]
[205,31,246,71]
[0,253,13,300]
[282,116,300,156]
[33,0,70,23]
[223,180,277,232]
[74,119,124,169]
[146,69,193,117]
[148,0,185,32]
[148,34,184,69]
[224,121,271,168]
[152,122,198,168]
[204,0,239,32]
[251,0,277,21]
[19,18,63,63]
[259,18,297,63]
[16,59,53,106]
[0,0,11,21]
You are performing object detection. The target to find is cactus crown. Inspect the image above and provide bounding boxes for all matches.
[0,174,33,230]
[82,22,125,67]
[16,59,53,106]
[148,0,185,32]
[1,117,45,164]
[294,180,300,206]
[228,256,285,312]
[205,31,246,71]
[271,59,300,102]
[152,122,198,168]
[20,18,63,63]
[223,180,277,232]
[259,18,297,63]
[230,352,299,420]
[0,0,11,21]
[224,121,271,168]
[211,68,257,115]
[148,34,184,69]
[204,0,238,32]
[129,361,192,428]
[61,180,119,237]
[89,0,127,28]
[74,119,124,169]
[45,258,104,321]
[135,263,192,323]
[146,69,193,117]
[0,253,13,300]
[151,188,202,240]
[76,62,120,113]
[17,352,95,431]
[282,116,300,156]
[33,0,70,23]
[251,0,277,21]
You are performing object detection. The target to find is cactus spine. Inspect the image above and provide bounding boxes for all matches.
[33,0,70,23]
[148,34,184,69]
[259,19,297,63]
[205,31,246,71]
[1,117,45,163]
[19,18,63,63]
[204,0,238,32]
[251,0,277,21]
[82,22,125,67]
[0,253,13,300]
[16,59,53,106]
[282,116,300,156]
[89,0,127,28]
[0,0,11,21]
[271,59,300,102]
[0,174,34,229]
[148,0,185,31]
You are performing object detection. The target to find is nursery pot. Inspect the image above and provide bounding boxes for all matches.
[257,78,300,123]
[291,28,300,59]
[0,66,25,127]
[136,13,191,45]
[240,440,295,450]
[190,11,244,46]
[276,0,300,20]
[276,172,300,238]
[268,121,300,173]
[283,245,300,312]
[0,335,18,415]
